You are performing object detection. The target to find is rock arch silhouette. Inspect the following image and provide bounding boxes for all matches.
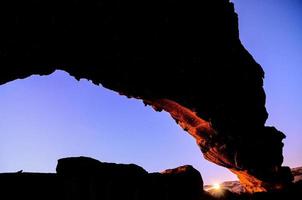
[0,0,292,192]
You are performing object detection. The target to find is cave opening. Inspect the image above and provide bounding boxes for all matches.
[0,70,237,184]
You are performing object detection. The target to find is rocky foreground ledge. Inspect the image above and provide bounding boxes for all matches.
[0,157,301,200]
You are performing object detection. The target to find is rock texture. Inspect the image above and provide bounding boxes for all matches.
[0,0,293,192]
[205,167,302,194]
[291,167,302,183]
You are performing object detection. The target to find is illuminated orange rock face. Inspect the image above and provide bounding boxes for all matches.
[146,99,293,192]
[0,0,293,193]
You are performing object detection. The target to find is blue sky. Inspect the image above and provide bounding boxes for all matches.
[0,71,234,183]
[0,0,301,184]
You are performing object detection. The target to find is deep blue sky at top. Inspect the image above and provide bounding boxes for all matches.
[0,0,301,184]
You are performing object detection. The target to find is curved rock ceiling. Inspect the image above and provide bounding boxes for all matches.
[0,0,293,192]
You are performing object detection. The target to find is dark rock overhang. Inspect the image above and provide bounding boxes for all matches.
[0,0,293,192]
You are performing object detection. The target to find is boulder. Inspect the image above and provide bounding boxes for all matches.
[56,156,148,177]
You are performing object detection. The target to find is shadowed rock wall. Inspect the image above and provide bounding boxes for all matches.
[0,0,293,192]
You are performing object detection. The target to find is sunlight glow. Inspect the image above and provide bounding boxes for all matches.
[212,183,221,190]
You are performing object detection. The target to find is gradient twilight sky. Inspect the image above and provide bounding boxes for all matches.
[0,0,301,184]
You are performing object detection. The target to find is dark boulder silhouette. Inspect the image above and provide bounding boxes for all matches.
[0,0,293,192]
[0,157,205,200]
[56,156,148,177]
[55,157,204,200]
[0,157,301,200]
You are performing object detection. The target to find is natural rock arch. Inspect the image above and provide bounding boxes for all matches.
[0,0,293,192]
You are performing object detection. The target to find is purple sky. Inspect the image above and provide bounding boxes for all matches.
[0,0,301,184]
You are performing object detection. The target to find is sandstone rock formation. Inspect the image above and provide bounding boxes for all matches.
[205,167,302,194]
[291,167,302,183]
[0,0,293,192]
